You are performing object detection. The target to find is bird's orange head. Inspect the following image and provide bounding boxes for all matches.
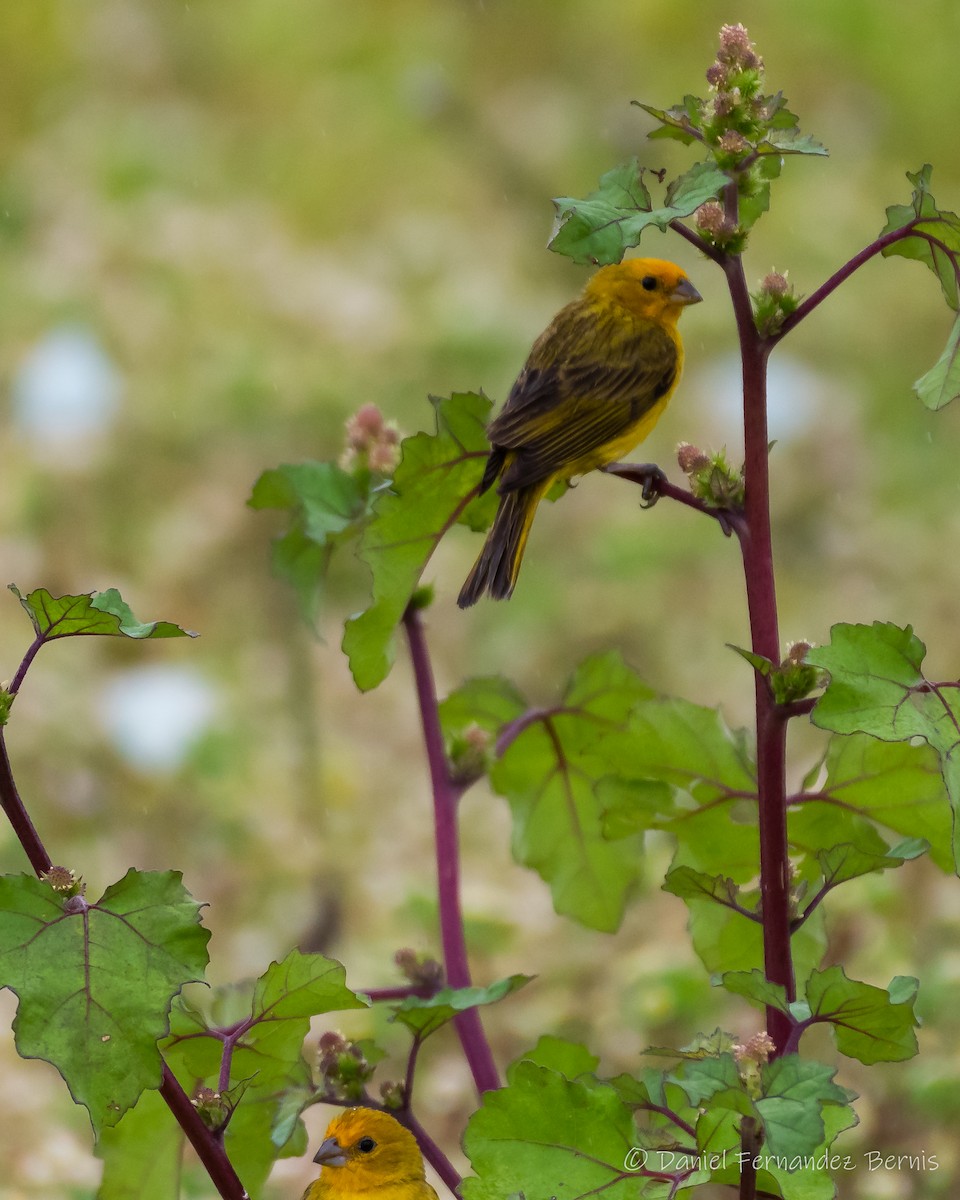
[584,257,702,325]
[313,1108,427,1189]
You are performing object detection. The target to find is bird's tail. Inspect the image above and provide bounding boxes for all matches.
[457,482,548,608]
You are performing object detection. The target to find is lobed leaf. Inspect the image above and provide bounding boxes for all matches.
[806,623,960,868]
[880,165,960,310]
[10,585,196,642]
[390,975,531,1039]
[790,733,951,871]
[755,1056,852,1160]
[803,965,919,1064]
[490,652,655,931]
[550,159,727,265]
[96,1087,182,1200]
[512,1035,600,1080]
[342,392,494,690]
[915,311,960,410]
[248,461,371,624]
[0,870,209,1135]
[462,1061,648,1200]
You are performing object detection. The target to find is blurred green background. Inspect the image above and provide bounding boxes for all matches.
[1,1,960,1196]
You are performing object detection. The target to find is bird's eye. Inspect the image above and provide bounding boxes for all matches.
[358,1136,377,1154]
[641,275,658,291]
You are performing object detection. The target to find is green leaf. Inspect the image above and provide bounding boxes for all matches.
[342,392,493,691]
[686,893,826,980]
[550,158,728,265]
[0,869,209,1134]
[462,1061,644,1200]
[607,698,759,879]
[791,733,951,871]
[10,585,196,642]
[490,652,655,931]
[814,839,927,893]
[915,311,960,410]
[271,1082,323,1150]
[165,950,365,1192]
[756,127,828,158]
[667,1054,742,1106]
[880,165,960,311]
[96,1086,182,1200]
[390,975,530,1039]
[760,1102,859,1200]
[511,1035,600,1080]
[599,778,674,839]
[662,865,744,910]
[439,676,528,742]
[756,1056,851,1159]
[248,462,371,624]
[804,965,919,1064]
[806,623,960,868]
[634,97,705,146]
[721,969,789,1013]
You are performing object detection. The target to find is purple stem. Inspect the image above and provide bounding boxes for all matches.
[0,733,51,876]
[360,984,441,1003]
[159,1066,250,1198]
[722,249,795,1049]
[769,222,928,343]
[401,1109,463,1197]
[9,635,44,697]
[402,603,500,1096]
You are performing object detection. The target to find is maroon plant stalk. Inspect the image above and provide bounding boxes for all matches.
[722,250,795,1049]
[159,1067,250,1199]
[0,733,51,876]
[402,602,500,1096]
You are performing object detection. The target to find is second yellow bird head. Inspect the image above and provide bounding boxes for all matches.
[312,1108,428,1189]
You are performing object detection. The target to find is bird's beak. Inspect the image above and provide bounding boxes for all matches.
[313,1136,348,1167]
[670,278,703,305]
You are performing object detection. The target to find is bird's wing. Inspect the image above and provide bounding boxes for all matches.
[488,309,678,489]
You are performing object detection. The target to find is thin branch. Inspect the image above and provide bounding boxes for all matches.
[402,602,500,1096]
[402,1109,463,1197]
[0,732,51,875]
[360,984,442,1003]
[8,636,44,697]
[669,218,727,266]
[602,462,746,538]
[768,222,926,344]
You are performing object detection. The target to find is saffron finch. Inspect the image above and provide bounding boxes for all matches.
[458,257,701,606]
[303,1107,440,1200]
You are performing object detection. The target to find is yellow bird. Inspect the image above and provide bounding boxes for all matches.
[303,1108,440,1200]
[457,257,701,607]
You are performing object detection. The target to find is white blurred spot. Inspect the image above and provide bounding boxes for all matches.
[12,324,122,464]
[693,351,833,443]
[98,665,219,771]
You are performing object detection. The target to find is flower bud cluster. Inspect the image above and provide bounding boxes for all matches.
[317,1031,377,1102]
[42,866,86,899]
[394,947,444,992]
[769,640,824,704]
[676,443,745,510]
[733,1031,777,1098]
[340,403,401,475]
[702,24,767,153]
[192,1086,229,1130]
[752,271,801,336]
[447,721,493,786]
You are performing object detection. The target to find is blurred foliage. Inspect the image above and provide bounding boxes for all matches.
[1,1,960,1196]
